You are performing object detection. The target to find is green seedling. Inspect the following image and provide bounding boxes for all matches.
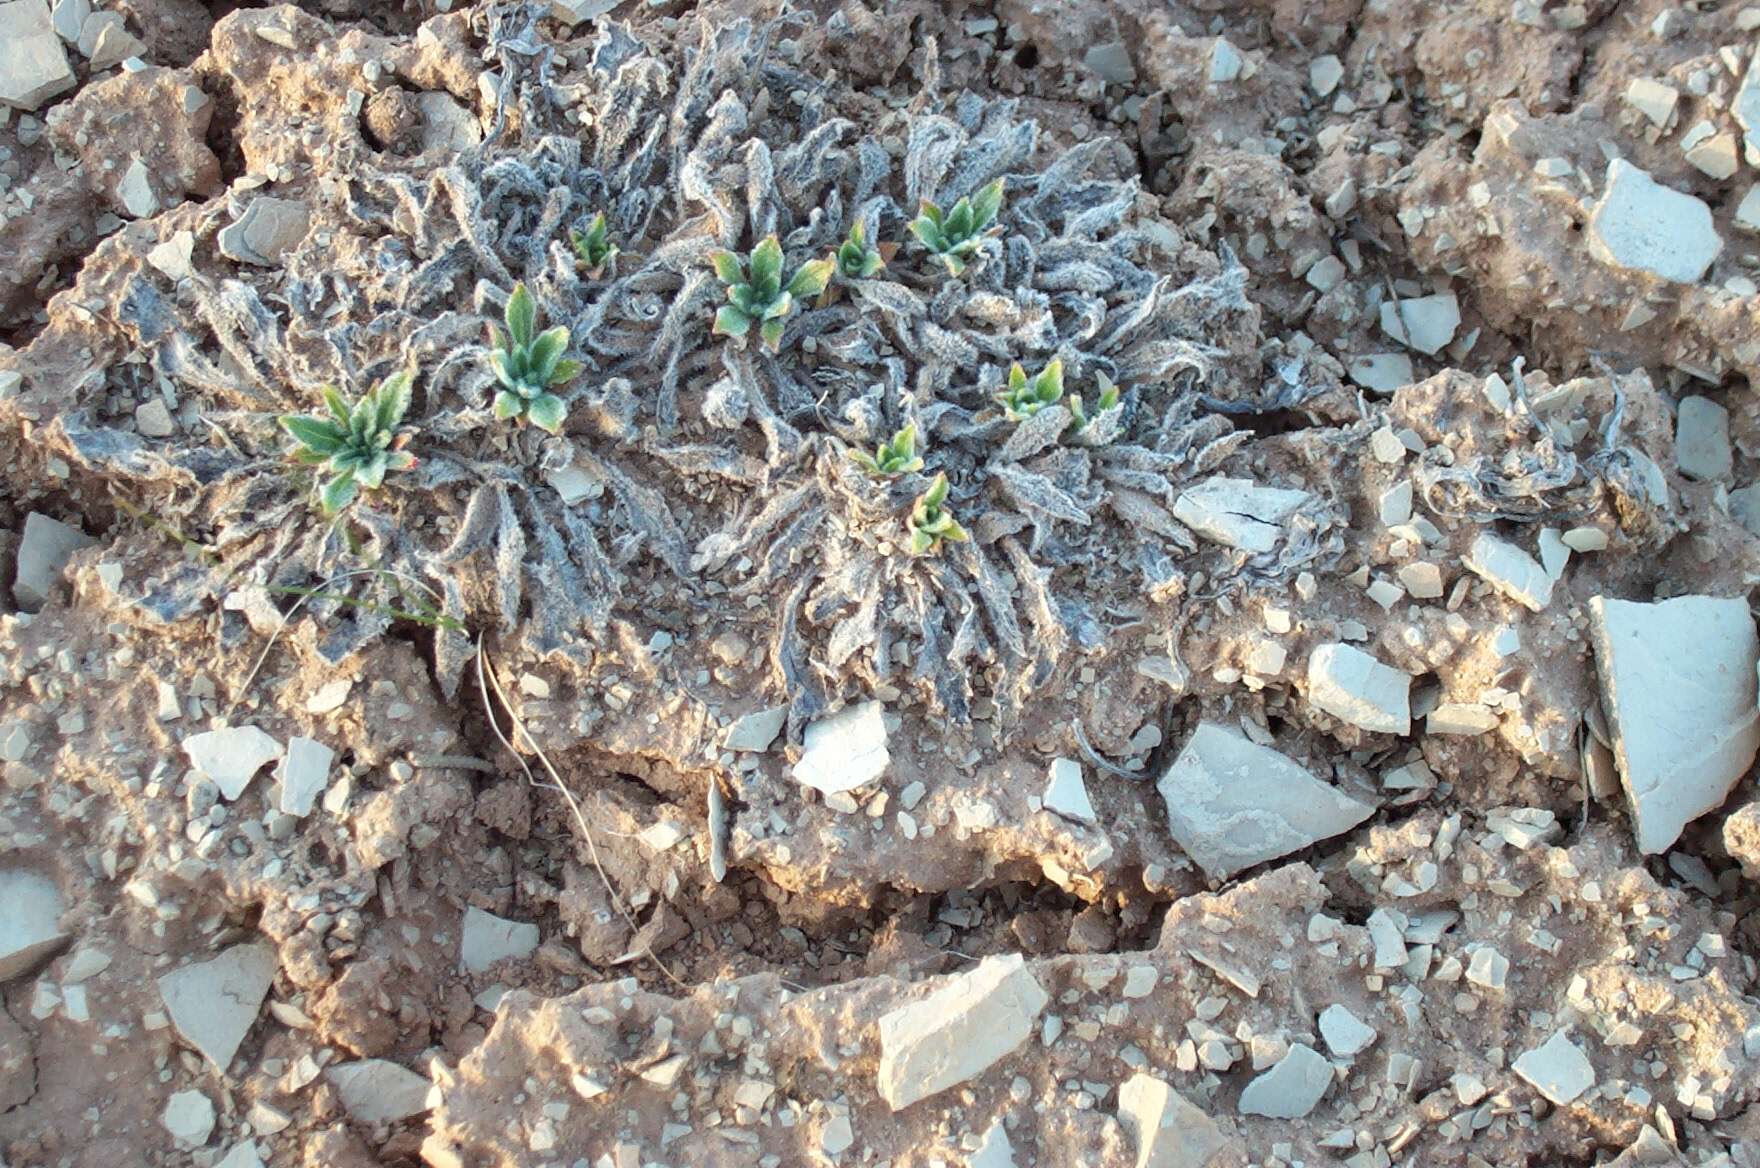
[994,358,1065,422]
[279,368,417,515]
[1067,371,1122,434]
[570,212,617,277]
[848,423,924,477]
[907,472,968,555]
[908,178,1004,275]
[489,283,581,434]
[835,220,886,280]
[710,235,835,351]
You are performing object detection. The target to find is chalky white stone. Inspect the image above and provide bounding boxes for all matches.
[1306,643,1411,734]
[876,953,1047,1110]
[1587,161,1720,284]
[793,701,889,795]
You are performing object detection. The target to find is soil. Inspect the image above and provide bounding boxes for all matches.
[4,1,1760,1166]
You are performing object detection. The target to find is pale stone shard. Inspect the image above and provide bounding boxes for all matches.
[156,943,276,1070]
[328,1060,434,1123]
[216,1142,265,1168]
[148,231,197,281]
[460,906,539,972]
[1590,595,1760,854]
[279,736,333,817]
[1318,1005,1377,1057]
[1172,476,1312,554]
[1042,757,1096,825]
[1238,1043,1332,1118]
[1623,77,1679,127]
[1676,396,1732,482]
[0,869,66,981]
[1082,42,1136,85]
[1736,45,1760,166]
[1156,723,1375,880]
[549,0,620,23]
[1309,55,1343,97]
[14,512,97,611]
[183,726,284,800]
[722,705,787,752]
[793,701,889,794]
[1513,1030,1595,1105]
[1587,161,1721,285]
[876,953,1048,1110]
[1117,1072,1230,1168]
[118,158,158,218]
[1306,643,1411,734]
[416,92,480,153]
[1378,294,1460,355]
[968,1119,1016,1168]
[0,0,76,111]
[162,1089,216,1145]
[1463,532,1554,612]
[217,197,311,266]
[1428,703,1499,735]
[1738,187,1760,234]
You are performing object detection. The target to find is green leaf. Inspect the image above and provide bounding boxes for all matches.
[909,528,935,555]
[1039,358,1064,399]
[917,200,944,228]
[858,251,886,278]
[710,251,743,286]
[320,470,358,515]
[786,256,835,299]
[939,252,967,276]
[970,178,1004,230]
[714,304,753,338]
[759,316,787,351]
[280,414,348,455]
[761,290,795,321]
[355,451,389,490]
[529,327,569,383]
[348,393,376,444]
[849,220,867,248]
[550,358,583,384]
[527,392,566,434]
[848,449,880,473]
[749,236,784,299]
[321,385,351,426]
[505,283,537,346]
[923,471,950,509]
[941,519,969,544]
[373,368,413,433]
[493,390,525,420]
[908,216,944,252]
[385,449,417,472]
[944,198,975,242]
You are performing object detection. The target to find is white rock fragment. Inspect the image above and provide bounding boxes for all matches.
[1172,476,1313,554]
[86,17,142,70]
[1309,54,1343,97]
[147,231,197,281]
[279,736,332,817]
[162,1089,216,1146]
[0,0,76,111]
[1156,723,1374,880]
[1513,1030,1595,1105]
[1042,757,1096,825]
[328,1060,434,1123]
[1082,41,1136,85]
[118,158,159,219]
[549,0,620,23]
[1463,532,1554,612]
[14,512,96,612]
[216,1141,265,1168]
[0,869,66,981]
[461,907,539,973]
[1587,160,1721,285]
[1117,1072,1230,1168]
[183,726,283,801]
[217,197,311,267]
[1466,946,1510,991]
[1686,132,1740,180]
[1378,294,1460,356]
[1738,187,1760,235]
[305,677,352,714]
[1238,1043,1332,1119]
[49,0,86,43]
[1347,352,1414,395]
[1306,643,1411,734]
[1428,703,1499,735]
[968,1119,1017,1168]
[1590,595,1760,854]
[876,953,1048,1110]
[136,399,176,437]
[1676,396,1732,482]
[1378,480,1413,527]
[1209,39,1242,83]
[1624,78,1679,127]
[793,701,890,794]
[722,705,787,753]
[1736,45,1760,166]
[156,943,276,1070]
[1318,1005,1377,1057]
[416,92,481,153]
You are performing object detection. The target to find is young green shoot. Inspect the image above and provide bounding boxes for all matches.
[909,177,1004,275]
[994,358,1065,422]
[1067,371,1122,434]
[848,422,924,477]
[489,283,581,434]
[710,235,835,351]
[835,220,885,280]
[570,212,617,277]
[279,368,416,515]
[907,472,968,555]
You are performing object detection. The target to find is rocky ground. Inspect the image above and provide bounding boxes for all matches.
[5,0,1760,1166]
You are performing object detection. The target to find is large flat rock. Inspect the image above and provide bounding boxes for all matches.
[13,512,96,612]
[1586,160,1720,284]
[1156,723,1375,880]
[0,869,66,981]
[1306,643,1411,734]
[1117,1072,1231,1167]
[876,953,1048,1110]
[1172,476,1312,554]
[184,725,284,801]
[0,0,76,112]
[793,701,890,795]
[1590,595,1760,853]
[156,942,277,1070]
[328,1059,434,1123]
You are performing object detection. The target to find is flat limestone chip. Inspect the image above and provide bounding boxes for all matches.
[1117,1073,1230,1168]
[1378,293,1460,355]
[1238,1042,1333,1118]
[183,725,284,800]
[1587,160,1721,284]
[328,1060,434,1123]
[217,197,311,266]
[876,953,1048,1110]
[1590,595,1760,854]
[0,869,66,981]
[461,906,539,973]
[1042,757,1096,825]
[14,512,97,612]
[1676,396,1733,481]
[549,0,620,23]
[1463,532,1554,612]
[1172,476,1313,554]
[0,0,76,111]
[1513,1030,1595,1105]
[793,700,889,794]
[1736,45,1760,166]
[1318,1004,1377,1057]
[1307,643,1411,734]
[1346,353,1414,395]
[156,942,276,1070]
[1156,723,1374,880]
[162,1089,216,1146]
[279,736,333,817]
[722,705,787,752]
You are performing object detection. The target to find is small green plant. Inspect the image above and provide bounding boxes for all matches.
[488,283,580,434]
[908,178,1004,275]
[848,423,924,477]
[569,212,617,277]
[1067,371,1122,434]
[834,220,885,280]
[907,472,968,555]
[710,235,835,351]
[279,368,417,515]
[994,358,1065,422]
